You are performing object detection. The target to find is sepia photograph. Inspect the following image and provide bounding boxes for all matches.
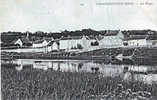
[1,0,157,100]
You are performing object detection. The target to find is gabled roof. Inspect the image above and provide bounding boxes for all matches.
[85,36,97,40]
[47,40,59,46]
[12,37,31,44]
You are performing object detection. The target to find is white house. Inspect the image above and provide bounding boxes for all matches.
[99,30,124,48]
[14,38,23,47]
[46,40,60,52]
[59,35,90,51]
[13,38,32,47]
[32,40,48,48]
[124,35,147,47]
[32,38,53,48]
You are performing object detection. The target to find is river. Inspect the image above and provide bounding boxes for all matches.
[2,59,157,85]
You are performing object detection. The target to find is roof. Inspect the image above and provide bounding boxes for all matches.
[127,30,149,35]
[124,35,146,41]
[45,37,54,42]
[33,39,45,44]
[60,35,99,41]
[60,36,82,40]
[146,35,157,40]
[1,36,19,44]
[90,35,104,41]
[85,36,97,40]
[47,40,59,46]
[12,37,31,44]
[47,41,54,46]
[60,35,92,40]
[105,30,119,36]
[99,30,107,35]
[33,37,54,44]
[21,38,31,44]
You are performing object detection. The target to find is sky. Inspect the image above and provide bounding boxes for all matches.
[0,0,157,32]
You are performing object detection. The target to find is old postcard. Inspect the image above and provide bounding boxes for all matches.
[1,0,157,100]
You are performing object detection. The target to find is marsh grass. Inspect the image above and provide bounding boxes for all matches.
[1,65,157,100]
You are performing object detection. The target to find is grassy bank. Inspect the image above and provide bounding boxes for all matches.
[1,65,157,100]
[2,46,157,60]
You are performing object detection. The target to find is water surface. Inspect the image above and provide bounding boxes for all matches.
[2,59,157,84]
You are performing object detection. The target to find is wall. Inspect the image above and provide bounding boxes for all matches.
[32,40,48,48]
[99,36,123,48]
[128,39,147,46]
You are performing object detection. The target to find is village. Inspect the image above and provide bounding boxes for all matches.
[1,29,157,52]
[1,29,157,100]
[1,29,157,61]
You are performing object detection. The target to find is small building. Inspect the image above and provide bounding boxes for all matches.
[123,35,147,46]
[146,35,157,46]
[32,38,53,48]
[13,38,32,47]
[46,40,60,52]
[59,35,90,51]
[32,40,48,48]
[14,38,23,47]
[58,35,100,52]
[99,30,124,48]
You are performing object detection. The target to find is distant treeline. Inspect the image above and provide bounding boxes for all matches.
[1,29,157,42]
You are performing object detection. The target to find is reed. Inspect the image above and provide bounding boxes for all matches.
[1,65,156,100]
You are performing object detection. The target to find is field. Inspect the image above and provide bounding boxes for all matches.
[1,65,157,100]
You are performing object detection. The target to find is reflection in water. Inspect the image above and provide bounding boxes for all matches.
[2,59,157,84]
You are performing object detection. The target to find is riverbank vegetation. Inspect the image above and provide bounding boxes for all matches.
[1,65,157,100]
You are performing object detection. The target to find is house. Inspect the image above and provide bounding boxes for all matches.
[59,35,88,51]
[13,37,32,47]
[58,35,100,51]
[32,37,53,48]
[32,40,48,48]
[42,35,99,52]
[123,35,147,46]
[146,35,157,46]
[99,30,124,48]
[14,38,23,47]
[46,40,60,52]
